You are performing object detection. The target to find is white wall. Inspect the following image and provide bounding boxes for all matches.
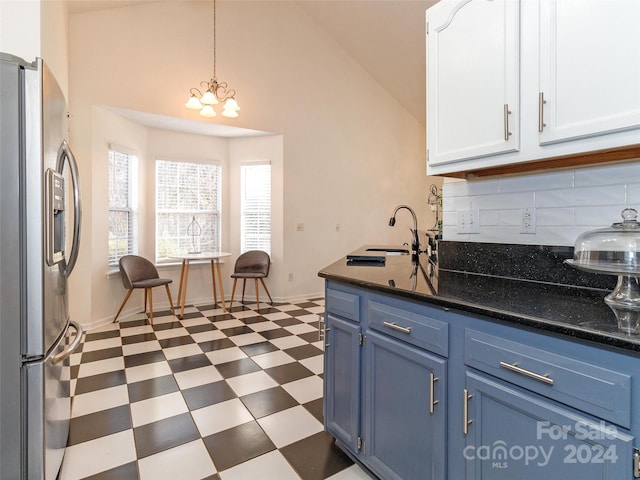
[0,0,40,61]
[1,0,68,95]
[442,160,640,246]
[68,1,435,326]
[90,107,149,326]
[41,0,68,96]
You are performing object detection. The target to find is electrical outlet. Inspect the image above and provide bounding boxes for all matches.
[458,210,469,233]
[288,273,294,282]
[296,223,304,232]
[468,209,480,234]
[520,208,536,234]
[335,224,340,232]
[458,209,480,234]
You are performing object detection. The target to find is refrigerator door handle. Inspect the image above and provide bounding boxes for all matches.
[52,320,83,364]
[56,140,82,277]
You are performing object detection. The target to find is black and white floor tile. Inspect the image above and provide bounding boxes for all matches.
[61,299,369,480]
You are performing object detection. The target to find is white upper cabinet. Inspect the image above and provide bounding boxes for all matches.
[538,0,640,145]
[426,0,520,167]
[427,0,640,176]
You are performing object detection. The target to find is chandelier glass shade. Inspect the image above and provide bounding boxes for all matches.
[185,0,240,118]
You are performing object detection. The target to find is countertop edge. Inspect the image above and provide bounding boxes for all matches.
[319,266,640,355]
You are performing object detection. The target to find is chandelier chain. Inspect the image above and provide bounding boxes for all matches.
[213,0,217,79]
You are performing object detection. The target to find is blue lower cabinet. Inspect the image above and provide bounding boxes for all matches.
[463,371,634,479]
[324,313,362,454]
[324,281,640,479]
[363,331,447,480]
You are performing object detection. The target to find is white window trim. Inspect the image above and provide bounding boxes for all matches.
[108,148,139,268]
[240,161,271,255]
[155,159,222,263]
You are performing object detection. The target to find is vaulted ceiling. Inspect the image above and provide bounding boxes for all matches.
[296,0,436,123]
[65,0,437,124]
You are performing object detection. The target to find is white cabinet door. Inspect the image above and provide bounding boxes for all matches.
[538,0,640,145]
[427,0,520,167]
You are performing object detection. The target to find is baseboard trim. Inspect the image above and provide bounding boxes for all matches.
[81,292,325,332]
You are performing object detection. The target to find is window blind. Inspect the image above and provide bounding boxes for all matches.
[156,160,221,262]
[241,163,271,255]
[108,150,138,266]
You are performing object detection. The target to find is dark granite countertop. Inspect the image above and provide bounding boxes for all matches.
[318,244,640,353]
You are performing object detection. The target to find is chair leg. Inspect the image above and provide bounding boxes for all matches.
[241,279,247,303]
[230,279,237,309]
[147,288,153,325]
[114,289,133,323]
[259,278,273,304]
[165,284,176,316]
[144,289,148,314]
[255,279,260,308]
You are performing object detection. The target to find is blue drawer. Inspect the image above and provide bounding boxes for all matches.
[326,287,360,322]
[368,299,448,357]
[464,329,632,428]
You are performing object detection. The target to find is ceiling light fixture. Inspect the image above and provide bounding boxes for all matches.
[185,0,240,118]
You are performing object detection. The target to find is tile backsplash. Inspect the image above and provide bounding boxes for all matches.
[442,160,640,246]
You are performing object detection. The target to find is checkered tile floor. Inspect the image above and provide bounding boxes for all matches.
[61,299,370,480]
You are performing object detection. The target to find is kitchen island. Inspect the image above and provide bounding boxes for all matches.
[319,243,640,480]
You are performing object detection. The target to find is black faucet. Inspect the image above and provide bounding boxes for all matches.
[389,205,420,257]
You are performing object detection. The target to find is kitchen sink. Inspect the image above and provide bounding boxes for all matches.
[366,248,410,255]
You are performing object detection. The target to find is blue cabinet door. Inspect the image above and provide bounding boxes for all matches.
[463,371,634,479]
[324,313,362,454]
[364,331,447,480]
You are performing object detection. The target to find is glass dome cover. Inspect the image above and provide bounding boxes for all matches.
[567,208,640,275]
[566,208,640,334]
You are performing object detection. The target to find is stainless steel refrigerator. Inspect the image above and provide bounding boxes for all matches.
[1,53,84,479]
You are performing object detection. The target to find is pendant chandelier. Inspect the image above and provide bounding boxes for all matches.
[185,0,240,118]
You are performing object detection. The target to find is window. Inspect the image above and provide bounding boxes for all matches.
[241,163,271,255]
[108,149,138,266]
[156,160,221,262]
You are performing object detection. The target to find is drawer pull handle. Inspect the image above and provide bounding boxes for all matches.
[383,321,411,334]
[429,373,439,414]
[463,389,473,435]
[499,361,554,385]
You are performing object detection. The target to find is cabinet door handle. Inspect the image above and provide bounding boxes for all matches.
[538,92,546,132]
[319,325,327,341]
[383,321,411,334]
[321,323,330,345]
[429,373,439,414]
[499,361,554,385]
[503,104,512,141]
[463,389,473,435]
[320,326,330,340]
